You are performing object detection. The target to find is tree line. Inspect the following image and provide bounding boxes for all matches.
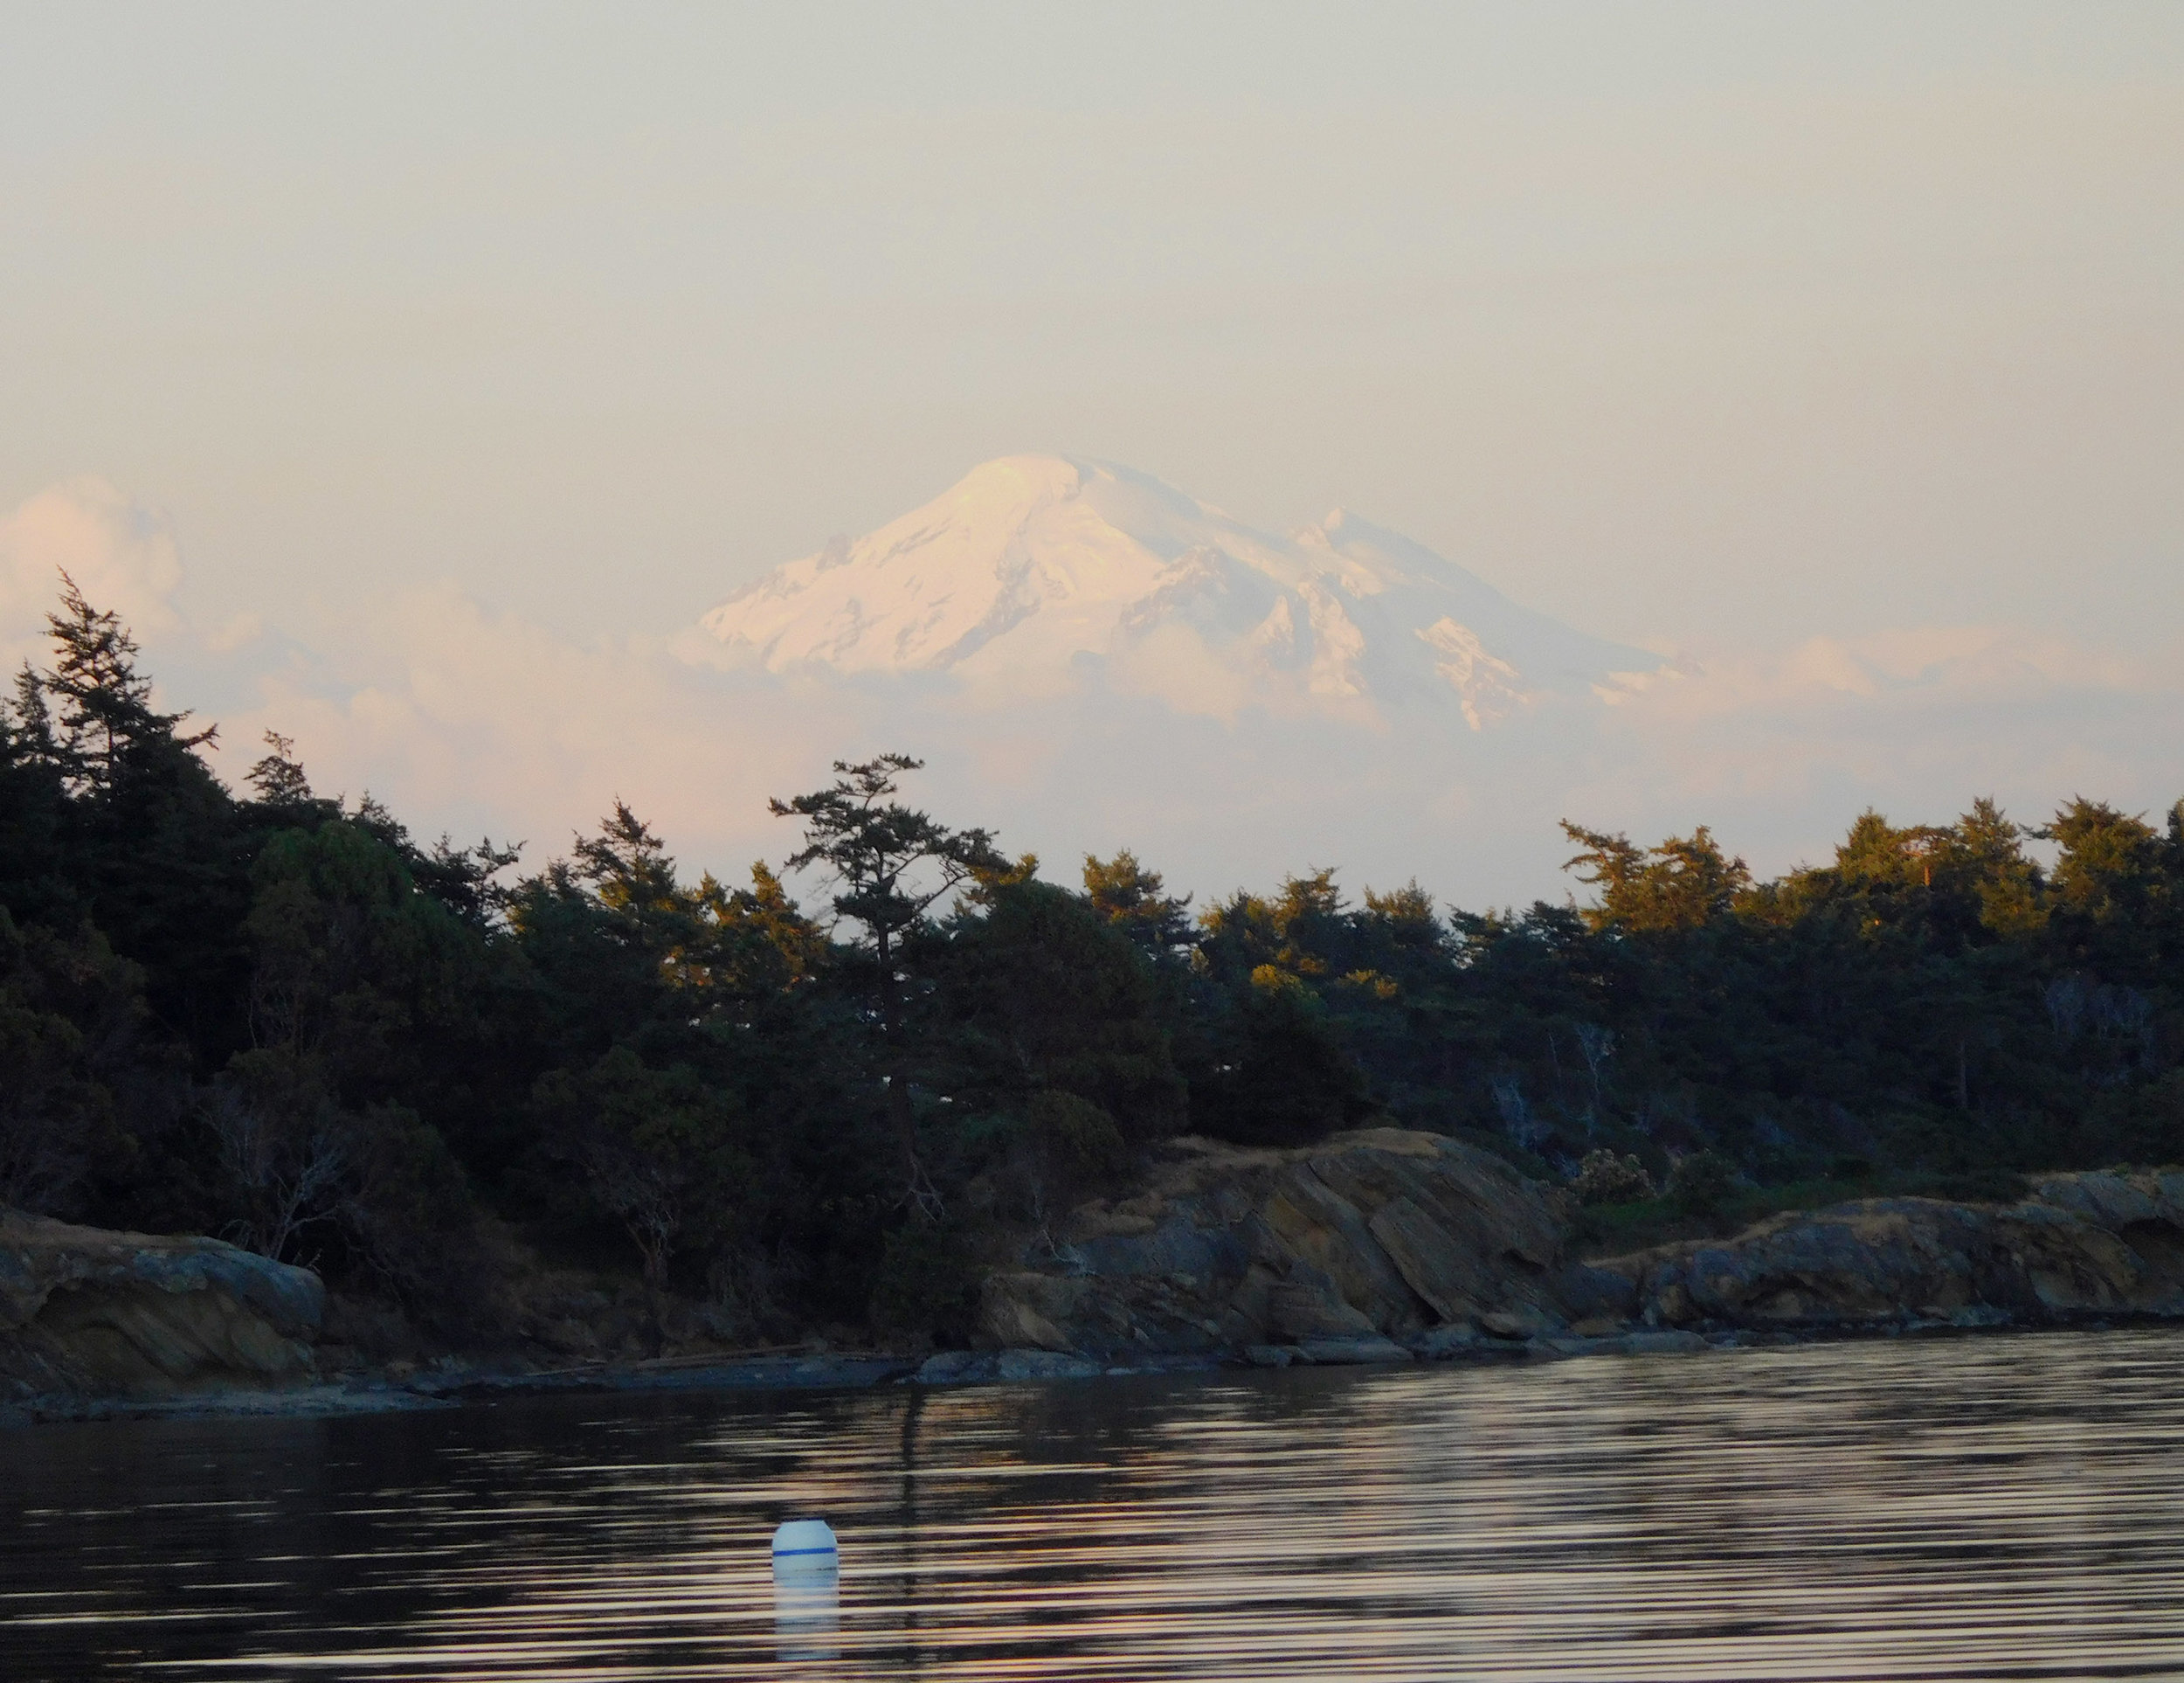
[2,578,2179,1341]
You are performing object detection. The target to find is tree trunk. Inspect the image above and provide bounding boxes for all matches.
[877,925,941,1219]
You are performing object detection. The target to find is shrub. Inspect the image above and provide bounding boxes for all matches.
[1026,1090,1126,1183]
[1667,1149,1739,1215]
[1571,1148,1655,1206]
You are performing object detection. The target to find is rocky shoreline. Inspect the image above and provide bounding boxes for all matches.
[0,1208,327,1423]
[978,1130,2184,1354]
[8,1131,2184,1425]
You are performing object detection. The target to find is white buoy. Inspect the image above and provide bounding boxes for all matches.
[771,1518,839,1579]
[772,1519,840,1663]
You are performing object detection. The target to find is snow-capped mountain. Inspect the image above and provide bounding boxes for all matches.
[696,456,1658,727]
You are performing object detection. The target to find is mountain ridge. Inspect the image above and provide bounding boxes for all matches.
[696,455,1662,727]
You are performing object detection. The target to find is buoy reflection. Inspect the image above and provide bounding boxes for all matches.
[772,1560,840,1665]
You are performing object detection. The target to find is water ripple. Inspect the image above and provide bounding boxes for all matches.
[4,1329,2184,1680]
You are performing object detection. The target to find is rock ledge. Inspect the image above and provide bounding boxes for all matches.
[1,1208,325,1401]
[981,1133,2184,1363]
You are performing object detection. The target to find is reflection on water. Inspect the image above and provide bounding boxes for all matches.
[775,1569,841,1668]
[5,1328,2184,1680]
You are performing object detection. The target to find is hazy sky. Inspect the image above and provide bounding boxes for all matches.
[2,3,2181,902]
[7,3,2181,651]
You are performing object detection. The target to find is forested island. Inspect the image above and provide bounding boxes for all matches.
[3,579,2180,1368]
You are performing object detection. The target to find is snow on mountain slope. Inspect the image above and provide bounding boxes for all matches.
[696,456,1660,727]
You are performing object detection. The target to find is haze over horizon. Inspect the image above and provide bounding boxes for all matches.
[3,3,2180,905]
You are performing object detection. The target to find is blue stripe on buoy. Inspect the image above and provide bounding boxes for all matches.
[771,1518,840,1566]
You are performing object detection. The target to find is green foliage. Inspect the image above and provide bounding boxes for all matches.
[1572,1148,1654,1206]
[867,1218,981,1346]
[1666,1150,1739,1216]
[770,755,1005,980]
[0,911,149,1216]
[501,806,841,1301]
[245,819,474,1074]
[1561,822,1751,932]
[2077,1069,2184,1167]
[1025,1090,1127,1181]
[533,1046,751,1286]
[336,1102,476,1302]
[770,754,1006,1216]
[1084,849,1195,959]
[1188,966,1373,1147]
[925,876,1186,1146]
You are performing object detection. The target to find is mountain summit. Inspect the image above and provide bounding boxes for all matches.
[697,456,1657,726]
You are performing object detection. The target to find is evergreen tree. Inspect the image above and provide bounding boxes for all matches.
[771,754,1004,1216]
[1561,822,1751,932]
[1083,849,1195,959]
[37,575,249,1056]
[0,665,75,925]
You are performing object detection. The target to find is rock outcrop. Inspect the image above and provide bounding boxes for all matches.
[982,1129,1627,1358]
[980,1135,2184,1365]
[0,1209,325,1400]
[1602,1169,2184,1330]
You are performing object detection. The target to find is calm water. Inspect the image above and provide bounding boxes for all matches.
[5,1330,2184,1681]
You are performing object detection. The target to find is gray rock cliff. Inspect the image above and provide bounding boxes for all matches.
[981,1133,2184,1362]
[1603,1169,2184,1329]
[982,1128,1620,1357]
[0,1208,325,1400]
